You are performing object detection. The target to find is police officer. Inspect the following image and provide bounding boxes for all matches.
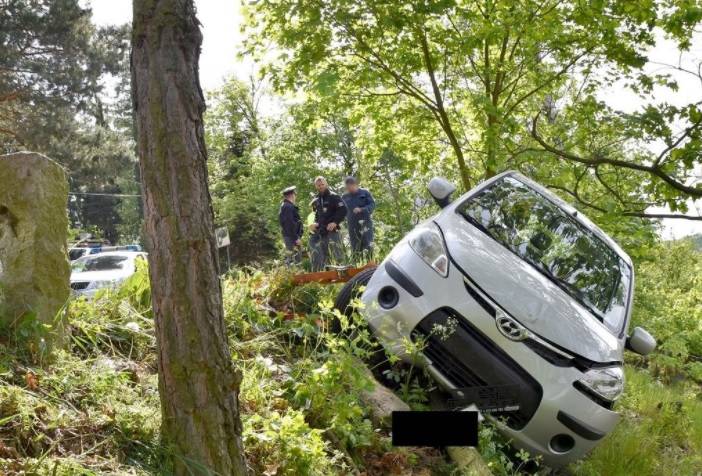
[309,176,346,271]
[278,186,303,266]
[342,176,375,260]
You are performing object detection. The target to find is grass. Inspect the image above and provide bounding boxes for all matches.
[0,265,164,475]
[0,349,163,475]
[1,265,700,475]
[571,367,702,476]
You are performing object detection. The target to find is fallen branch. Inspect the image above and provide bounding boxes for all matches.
[352,357,493,475]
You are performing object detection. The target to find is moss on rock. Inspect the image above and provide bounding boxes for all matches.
[0,152,70,342]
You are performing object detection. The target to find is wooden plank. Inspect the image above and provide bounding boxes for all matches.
[291,262,376,285]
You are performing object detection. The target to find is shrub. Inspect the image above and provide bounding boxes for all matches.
[632,239,702,382]
[68,261,154,361]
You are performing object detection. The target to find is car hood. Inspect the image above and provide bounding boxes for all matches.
[435,213,623,363]
[70,270,131,283]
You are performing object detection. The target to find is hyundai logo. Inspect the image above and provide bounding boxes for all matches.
[496,314,530,341]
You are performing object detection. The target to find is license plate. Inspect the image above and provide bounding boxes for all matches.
[448,384,521,412]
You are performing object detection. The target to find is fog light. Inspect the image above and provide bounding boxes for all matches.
[378,286,399,309]
[550,434,575,453]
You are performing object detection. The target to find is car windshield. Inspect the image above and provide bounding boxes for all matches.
[457,176,631,335]
[72,255,130,272]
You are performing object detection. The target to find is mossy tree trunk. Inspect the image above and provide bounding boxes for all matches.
[131,1,247,474]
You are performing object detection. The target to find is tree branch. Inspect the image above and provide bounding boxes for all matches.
[531,112,702,198]
[654,113,702,166]
[503,48,593,118]
[418,26,472,189]
[546,184,702,221]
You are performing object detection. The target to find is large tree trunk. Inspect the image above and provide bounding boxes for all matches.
[131,1,247,474]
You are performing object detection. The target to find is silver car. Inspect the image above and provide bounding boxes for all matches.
[347,171,656,467]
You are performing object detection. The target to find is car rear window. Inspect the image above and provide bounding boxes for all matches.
[457,176,631,335]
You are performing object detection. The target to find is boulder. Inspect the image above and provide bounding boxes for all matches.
[0,152,70,341]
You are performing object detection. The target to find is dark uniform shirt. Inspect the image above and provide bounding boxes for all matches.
[342,188,375,251]
[279,199,303,242]
[314,189,346,235]
[342,188,375,227]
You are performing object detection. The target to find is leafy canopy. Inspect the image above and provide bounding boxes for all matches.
[243,0,702,221]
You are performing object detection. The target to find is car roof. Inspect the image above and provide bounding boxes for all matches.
[76,251,147,260]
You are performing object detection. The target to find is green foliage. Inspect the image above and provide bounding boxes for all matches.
[266,270,327,313]
[478,424,540,475]
[631,239,702,382]
[206,79,442,262]
[0,0,114,132]
[0,263,160,474]
[244,410,333,476]
[64,125,141,244]
[4,256,702,474]
[244,0,702,222]
[292,347,375,450]
[572,367,702,475]
[68,260,154,361]
[0,349,163,475]
[0,1,140,245]
[240,349,339,475]
[206,78,279,266]
[4,0,701,474]
[217,263,702,474]
[0,312,54,367]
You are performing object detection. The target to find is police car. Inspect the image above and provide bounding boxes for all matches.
[70,251,147,298]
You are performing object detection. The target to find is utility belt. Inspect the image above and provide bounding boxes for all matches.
[314,224,341,236]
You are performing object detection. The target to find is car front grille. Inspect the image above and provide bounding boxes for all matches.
[412,308,543,430]
[70,281,90,291]
[421,332,485,387]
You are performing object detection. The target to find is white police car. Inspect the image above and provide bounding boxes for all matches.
[70,251,147,298]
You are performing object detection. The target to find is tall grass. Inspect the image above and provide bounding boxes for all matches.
[572,367,702,476]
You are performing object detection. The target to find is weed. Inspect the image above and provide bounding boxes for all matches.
[2,261,700,475]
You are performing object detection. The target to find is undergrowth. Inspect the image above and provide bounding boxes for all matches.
[0,263,163,475]
[1,261,700,475]
[571,368,702,475]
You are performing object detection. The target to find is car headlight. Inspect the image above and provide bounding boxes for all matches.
[578,366,624,402]
[408,223,449,277]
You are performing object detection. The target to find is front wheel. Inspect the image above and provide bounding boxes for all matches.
[332,266,377,333]
[333,265,389,371]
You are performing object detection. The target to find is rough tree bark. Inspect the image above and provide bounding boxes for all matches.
[131,1,247,474]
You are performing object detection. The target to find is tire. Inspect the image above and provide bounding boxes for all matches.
[332,266,377,332]
[333,265,388,371]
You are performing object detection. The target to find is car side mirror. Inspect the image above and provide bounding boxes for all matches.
[428,177,456,208]
[626,327,656,356]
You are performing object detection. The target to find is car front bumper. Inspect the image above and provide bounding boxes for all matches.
[360,239,620,467]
